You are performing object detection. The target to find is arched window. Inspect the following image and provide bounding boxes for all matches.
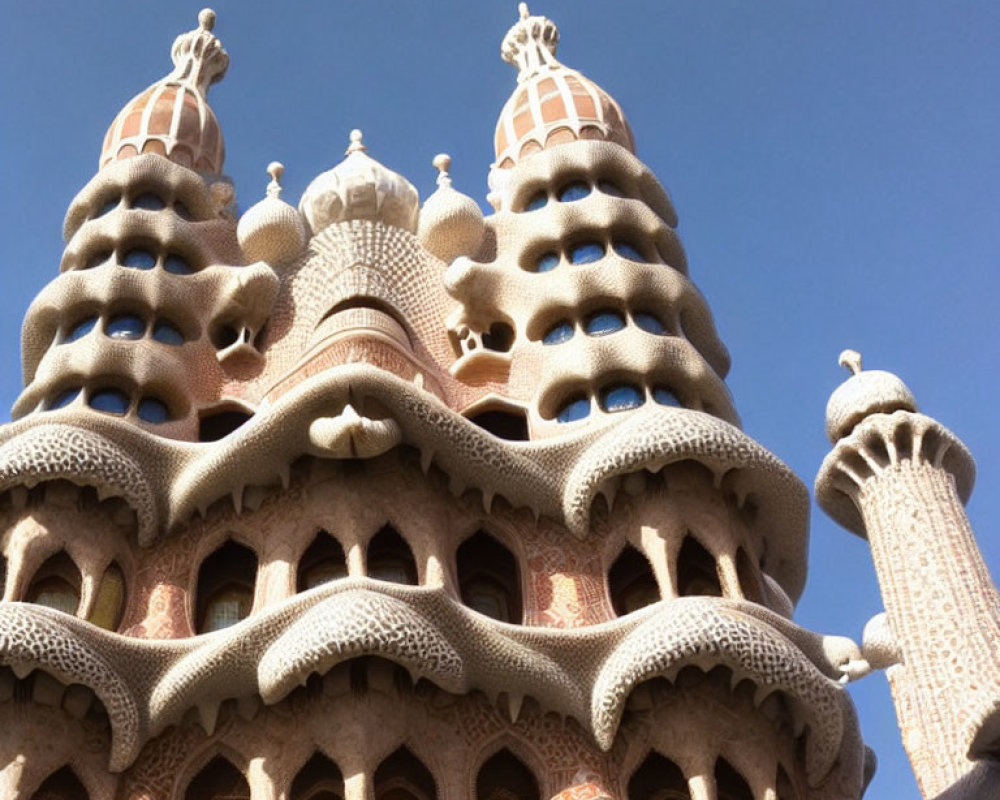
[298,531,348,592]
[30,766,89,800]
[184,756,249,800]
[87,562,126,630]
[675,535,722,597]
[715,758,753,800]
[457,532,522,623]
[290,752,344,800]
[627,751,689,800]
[367,526,417,585]
[196,542,257,633]
[608,545,659,616]
[26,551,81,615]
[373,746,437,800]
[476,749,540,800]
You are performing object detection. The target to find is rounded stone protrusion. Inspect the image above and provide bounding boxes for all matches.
[825,350,917,443]
[418,154,485,264]
[237,161,307,265]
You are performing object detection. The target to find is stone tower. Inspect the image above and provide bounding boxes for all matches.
[0,6,996,800]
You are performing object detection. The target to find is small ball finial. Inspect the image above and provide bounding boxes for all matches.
[839,349,864,376]
[519,3,530,20]
[198,8,216,31]
[346,129,367,155]
[266,161,285,197]
[432,154,453,188]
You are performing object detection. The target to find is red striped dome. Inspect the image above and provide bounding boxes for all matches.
[100,9,229,174]
[494,5,635,169]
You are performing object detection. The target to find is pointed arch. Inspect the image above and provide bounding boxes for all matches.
[608,544,659,616]
[476,748,540,800]
[196,541,257,633]
[627,751,689,800]
[715,757,753,800]
[184,755,249,800]
[26,551,81,615]
[30,766,88,800]
[367,526,417,585]
[298,530,348,592]
[675,535,721,597]
[373,746,437,800]
[290,751,344,800]
[457,531,522,623]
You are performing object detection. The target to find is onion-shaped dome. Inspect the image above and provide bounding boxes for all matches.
[238,162,307,266]
[493,4,635,169]
[826,350,918,442]
[100,9,229,174]
[299,129,420,237]
[418,154,485,264]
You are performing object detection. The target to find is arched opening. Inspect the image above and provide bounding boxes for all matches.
[196,541,257,633]
[608,545,659,616]
[298,531,348,592]
[26,551,81,615]
[30,766,88,800]
[373,746,437,800]
[476,748,539,800]
[199,408,253,442]
[88,561,126,630]
[367,526,417,585]
[735,548,763,604]
[290,751,344,800]
[467,408,529,441]
[675,535,722,597]
[184,756,250,800]
[457,532,522,623]
[715,758,753,800]
[627,751,689,800]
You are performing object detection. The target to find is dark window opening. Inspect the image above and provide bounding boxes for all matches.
[367,526,417,585]
[184,756,249,800]
[211,324,241,350]
[627,751,690,800]
[290,752,344,800]
[196,542,257,634]
[715,758,753,800]
[676,535,722,597]
[457,532,522,623]
[481,322,515,353]
[26,551,81,616]
[374,747,437,800]
[298,532,348,592]
[609,545,659,616]
[476,749,539,800]
[776,765,797,800]
[30,766,89,800]
[199,409,253,442]
[468,409,529,441]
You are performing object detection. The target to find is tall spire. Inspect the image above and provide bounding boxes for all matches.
[99,9,229,174]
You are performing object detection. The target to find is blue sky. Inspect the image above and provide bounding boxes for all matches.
[1,2,999,796]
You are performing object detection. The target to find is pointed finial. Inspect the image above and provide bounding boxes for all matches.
[266,161,285,198]
[839,349,864,376]
[198,8,216,31]
[346,129,368,155]
[169,7,229,93]
[501,4,560,81]
[432,153,453,188]
[519,3,530,20]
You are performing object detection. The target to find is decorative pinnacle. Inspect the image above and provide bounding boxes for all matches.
[839,349,864,375]
[502,3,560,82]
[169,7,229,94]
[432,153,453,188]
[266,161,284,198]
[346,129,368,155]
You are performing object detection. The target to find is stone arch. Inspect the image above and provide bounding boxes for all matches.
[715,757,753,800]
[456,530,522,623]
[195,540,258,633]
[290,750,344,800]
[626,750,689,800]
[608,544,659,616]
[475,747,540,800]
[29,766,89,800]
[26,550,82,616]
[183,754,250,800]
[373,745,437,800]
[675,534,721,597]
[367,525,418,585]
[297,530,348,592]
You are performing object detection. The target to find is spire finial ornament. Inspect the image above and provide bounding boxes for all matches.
[266,161,285,199]
[432,153,453,188]
[839,349,863,375]
[501,3,561,82]
[346,129,368,155]
[169,8,229,94]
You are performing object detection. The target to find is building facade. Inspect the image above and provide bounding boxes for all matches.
[0,6,997,800]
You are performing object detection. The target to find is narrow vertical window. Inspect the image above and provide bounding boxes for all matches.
[196,541,257,633]
[676,535,722,597]
[298,531,348,592]
[608,545,659,616]
[367,526,417,585]
[26,551,81,616]
[457,532,522,623]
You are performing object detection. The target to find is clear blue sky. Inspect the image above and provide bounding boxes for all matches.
[1,2,999,796]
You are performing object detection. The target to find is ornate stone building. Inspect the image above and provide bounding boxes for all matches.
[0,6,997,800]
